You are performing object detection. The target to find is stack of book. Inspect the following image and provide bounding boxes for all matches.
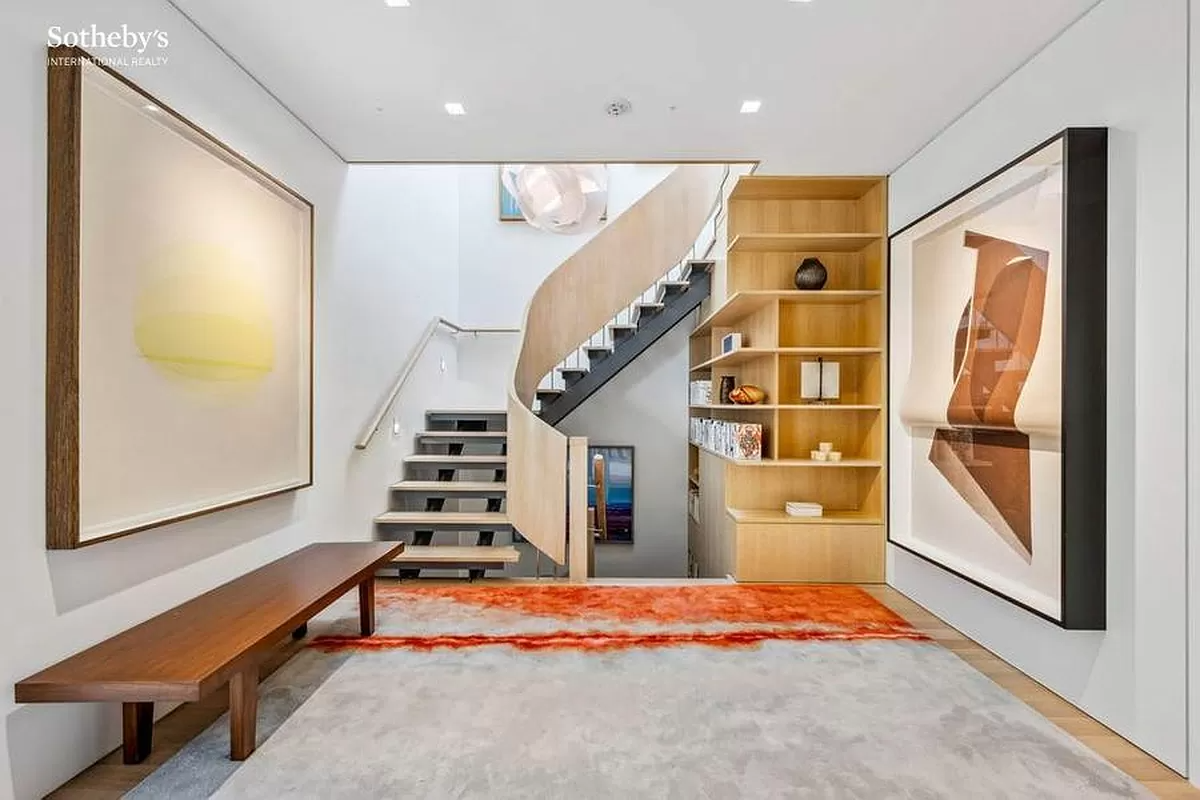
[785,502,823,518]
[689,418,762,461]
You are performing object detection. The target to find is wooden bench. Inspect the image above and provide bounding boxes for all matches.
[15,542,402,763]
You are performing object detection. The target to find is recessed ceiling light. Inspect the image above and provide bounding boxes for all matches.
[384,0,411,6]
[444,102,466,116]
[740,100,762,114]
[143,103,158,112]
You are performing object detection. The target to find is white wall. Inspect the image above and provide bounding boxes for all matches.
[1189,0,1200,782]
[556,324,692,578]
[887,0,1188,771]
[0,5,464,799]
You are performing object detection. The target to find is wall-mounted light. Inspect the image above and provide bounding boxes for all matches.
[740,100,762,114]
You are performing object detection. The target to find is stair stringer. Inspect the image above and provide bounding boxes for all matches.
[540,269,711,426]
[506,165,727,565]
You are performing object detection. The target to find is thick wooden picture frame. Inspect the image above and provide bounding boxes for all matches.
[46,46,314,549]
[887,128,1108,629]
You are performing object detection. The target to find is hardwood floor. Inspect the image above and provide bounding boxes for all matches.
[47,581,1198,799]
[864,586,1199,800]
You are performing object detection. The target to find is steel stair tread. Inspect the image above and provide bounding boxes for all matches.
[416,431,507,440]
[391,545,520,565]
[404,455,508,465]
[374,511,510,526]
[425,409,506,415]
[390,481,507,492]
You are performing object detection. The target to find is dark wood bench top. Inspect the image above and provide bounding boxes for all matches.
[16,542,402,704]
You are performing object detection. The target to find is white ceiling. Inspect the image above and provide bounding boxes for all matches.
[172,0,1098,170]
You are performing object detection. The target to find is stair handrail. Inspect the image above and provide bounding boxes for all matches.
[355,316,519,450]
[507,164,728,569]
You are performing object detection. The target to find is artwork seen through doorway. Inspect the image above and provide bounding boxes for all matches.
[589,446,634,543]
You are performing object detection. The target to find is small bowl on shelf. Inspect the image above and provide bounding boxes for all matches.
[810,450,829,462]
[828,451,843,463]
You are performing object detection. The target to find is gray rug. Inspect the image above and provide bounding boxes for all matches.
[125,587,1151,799]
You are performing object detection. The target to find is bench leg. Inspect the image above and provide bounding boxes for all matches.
[229,665,259,761]
[359,576,376,636]
[122,702,154,764]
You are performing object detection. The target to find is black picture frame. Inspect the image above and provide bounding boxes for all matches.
[887,127,1108,630]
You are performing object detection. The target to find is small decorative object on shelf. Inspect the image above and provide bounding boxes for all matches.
[729,384,767,405]
[785,501,824,518]
[801,357,840,403]
[721,332,743,354]
[719,375,736,405]
[794,257,828,290]
[811,442,842,462]
[689,380,713,405]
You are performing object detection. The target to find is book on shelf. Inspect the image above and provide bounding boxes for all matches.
[690,418,762,460]
[785,502,824,518]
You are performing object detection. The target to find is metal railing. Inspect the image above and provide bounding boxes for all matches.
[355,316,519,450]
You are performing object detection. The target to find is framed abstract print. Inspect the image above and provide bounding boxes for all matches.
[46,47,314,548]
[888,128,1107,629]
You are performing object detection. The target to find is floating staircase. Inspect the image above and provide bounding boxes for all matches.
[536,260,713,426]
[375,409,519,579]
[364,165,735,578]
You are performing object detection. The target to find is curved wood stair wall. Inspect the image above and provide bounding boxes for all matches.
[507,164,729,566]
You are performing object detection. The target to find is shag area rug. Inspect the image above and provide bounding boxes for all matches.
[127,585,1150,799]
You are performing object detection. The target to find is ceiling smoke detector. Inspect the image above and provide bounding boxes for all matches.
[605,98,633,118]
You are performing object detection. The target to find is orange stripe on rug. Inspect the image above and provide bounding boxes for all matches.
[376,584,913,628]
[310,627,930,654]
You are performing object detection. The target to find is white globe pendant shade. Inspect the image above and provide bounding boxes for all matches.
[501,164,608,234]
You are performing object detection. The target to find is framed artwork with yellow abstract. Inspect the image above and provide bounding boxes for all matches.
[46,47,313,548]
[888,128,1107,629]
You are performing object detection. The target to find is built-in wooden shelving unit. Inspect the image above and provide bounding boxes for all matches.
[687,174,888,583]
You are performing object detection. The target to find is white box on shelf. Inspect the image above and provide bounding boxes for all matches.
[721,332,743,354]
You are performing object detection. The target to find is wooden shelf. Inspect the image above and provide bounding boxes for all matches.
[728,233,882,254]
[690,348,777,370]
[729,176,884,201]
[689,443,879,468]
[691,346,882,370]
[689,173,888,584]
[693,291,883,336]
[727,508,884,526]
